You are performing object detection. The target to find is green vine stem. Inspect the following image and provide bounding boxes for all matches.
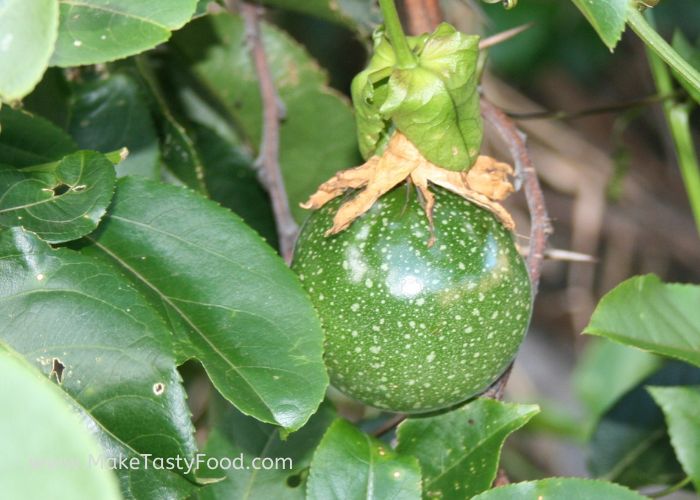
[628,8,700,97]
[644,13,700,239]
[377,0,418,68]
[648,476,692,498]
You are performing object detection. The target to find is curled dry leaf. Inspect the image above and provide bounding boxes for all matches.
[301,131,515,246]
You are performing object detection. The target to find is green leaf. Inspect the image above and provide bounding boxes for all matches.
[0,0,59,102]
[50,0,199,67]
[199,400,337,499]
[171,13,362,224]
[584,275,700,367]
[0,228,199,499]
[68,73,160,180]
[0,344,122,500]
[307,419,422,500]
[194,0,215,18]
[648,386,700,492]
[0,151,116,243]
[20,68,73,130]
[126,56,208,193]
[588,361,700,488]
[396,398,538,499]
[569,0,629,51]
[573,338,663,420]
[470,478,647,499]
[129,51,277,241]
[192,123,278,247]
[0,106,77,167]
[78,177,328,432]
[671,31,700,105]
[260,0,380,37]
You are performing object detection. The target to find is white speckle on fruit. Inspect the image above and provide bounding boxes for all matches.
[365,278,373,288]
[426,352,436,363]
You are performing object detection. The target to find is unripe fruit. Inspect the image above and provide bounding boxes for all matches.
[292,186,531,413]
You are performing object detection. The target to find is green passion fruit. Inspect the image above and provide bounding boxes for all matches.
[291,186,532,413]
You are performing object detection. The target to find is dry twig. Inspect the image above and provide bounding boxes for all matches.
[400,0,443,35]
[241,3,299,264]
[479,99,552,401]
[481,99,553,297]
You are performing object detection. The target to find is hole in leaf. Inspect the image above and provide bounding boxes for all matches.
[53,184,70,196]
[153,382,165,395]
[50,358,65,384]
[286,473,302,488]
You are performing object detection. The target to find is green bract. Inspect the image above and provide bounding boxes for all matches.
[351,23,482,172]
[292,187,531,413]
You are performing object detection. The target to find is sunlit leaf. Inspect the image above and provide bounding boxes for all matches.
[584,275,700,368]
[569,0,629,50]
[0,0,58,102]
[51,0,199,67]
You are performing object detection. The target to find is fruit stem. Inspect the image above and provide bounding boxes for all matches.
[378,0,418,69]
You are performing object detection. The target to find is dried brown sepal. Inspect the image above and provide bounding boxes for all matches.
[300,131,516,243]
[411,160,516,231]
[322,133,419,236]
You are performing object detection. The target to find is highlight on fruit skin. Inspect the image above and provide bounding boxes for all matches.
[292,186,532,413]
